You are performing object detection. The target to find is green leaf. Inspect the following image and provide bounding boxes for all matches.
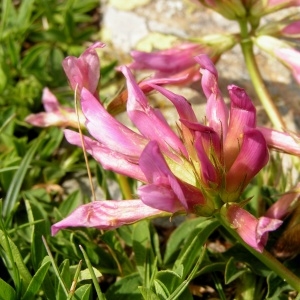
[101,230,134,276]
[41,237,62,300]
[25,199,48,271]
[132,220,156,286]
[56,260,72,300]
[117,224,134,247]
[224,257,247,284]
[21,43,50,70]
[39,127,64,159]
[73,284,92,300]
[266,273,291,299]
[3,132,45,218]
[79,245,105,300]
[58,191,82,218]
[21,257,51,300]
[16,0,35,31]
[105,273,143,300]
[78,268,102,281]
[223,244,270,277]
[196,262,226,277]
[0,278,16,300]
[0,229,32,290]
[166,247,206,300]
[0,106,15,135]
[173,219,219,279]
[154,271,181,299]
[163,217,207,266]
[154,279,170,299]
[139,287,160,300]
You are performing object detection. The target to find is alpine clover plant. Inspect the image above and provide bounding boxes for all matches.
[25,0,300,297]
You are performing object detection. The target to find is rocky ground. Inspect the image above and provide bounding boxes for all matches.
[99,0,300,131]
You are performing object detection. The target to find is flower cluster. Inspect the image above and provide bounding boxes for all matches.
[33,43,292,253]
[25,0,300,256]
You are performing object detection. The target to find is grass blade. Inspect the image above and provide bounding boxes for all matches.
[79,245,105,300]
[3,132,45,219]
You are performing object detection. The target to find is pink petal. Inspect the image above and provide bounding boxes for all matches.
[80,88,147,158]
[180,120,222,161]
[256,217,283,249]
[258,126,300,156]
[274,48,300,84]
[62,42,105,94]
[129,43,202,74]
[194,133,219,186]
[25,112,68,127]
[282,20,300,36]
[224,129,269,201]
[51,200,166,235]
[265,183,300,219]
[224,85,256,169]
[195,54,229,141]
[139,141,206,211]
[138,184,184,213]
[64,130,147,182]
[42,88,60,112]
[139,141,175,186]
[147,84,198,122]
[225,204,282,252]
[120,66,188,158]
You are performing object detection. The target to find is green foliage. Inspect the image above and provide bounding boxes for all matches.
[0,0,99,120]
[0,0,299,298]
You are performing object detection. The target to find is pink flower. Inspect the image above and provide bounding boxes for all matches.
[129,43,205,82]
[255,35,300,84]
[281,20,300,37]
[128,38,236,86]
[52,53,270,236]
[258,127,300,156]
[265,184,300,258]
[265,183,300,220]
[52,200,166,235]
[25,88,85,128]
[222,203,283,252]
[274,48,300,84]
[62,42,105,97]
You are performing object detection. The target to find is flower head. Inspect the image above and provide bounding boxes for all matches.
[25,88,85,128]
[52,51,270,237]
[62,42,105,97]
[221,203,283,252]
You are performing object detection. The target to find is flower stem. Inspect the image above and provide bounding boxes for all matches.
[116,174,132,199]
[216,214,300,292]
[238,19,285,131]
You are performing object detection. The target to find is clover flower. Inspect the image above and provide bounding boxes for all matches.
[52,51,275,251]
[25,88,85,128]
